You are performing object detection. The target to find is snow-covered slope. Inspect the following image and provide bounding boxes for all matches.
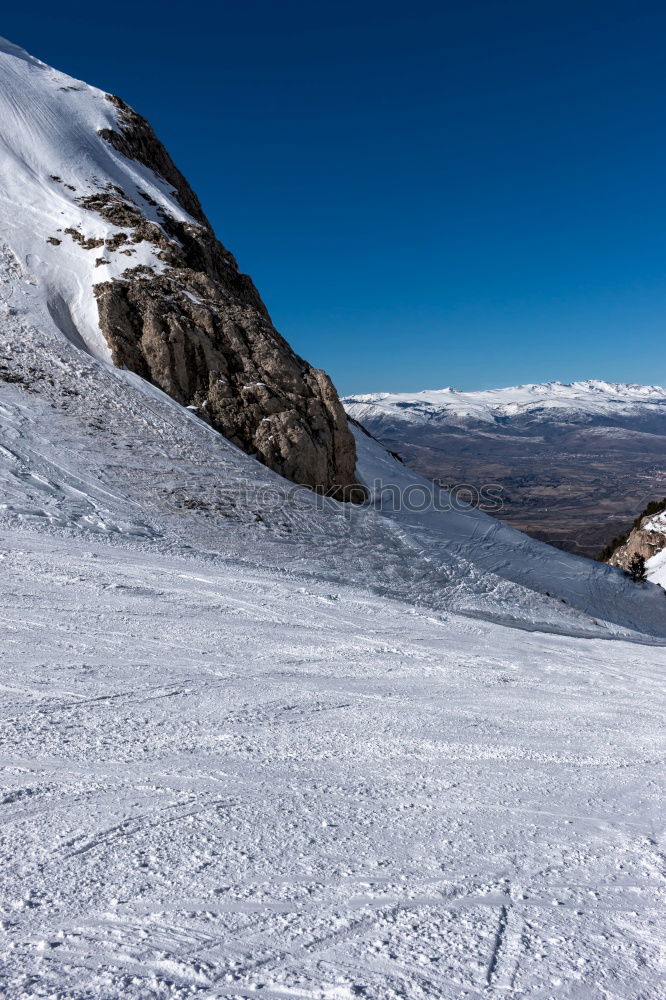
[0,36,189,358]
[6,35,660,637]
[0,37,359,497]
[645,544,666,590]
[2,527,665,999]
[2,276,665,639]
[1,310,666,997]
[344,380,666,428]
[646,509,666,586]
[2,280,666,996]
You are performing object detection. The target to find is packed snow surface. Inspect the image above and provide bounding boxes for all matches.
[2,528,664,1000]
[1,265,666,998]
[344,380,666,427]
[1,37,665,1000]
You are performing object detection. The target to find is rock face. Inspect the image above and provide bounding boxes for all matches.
[0,38,362,499]
[93,97,361,500]
[606,503,666,574]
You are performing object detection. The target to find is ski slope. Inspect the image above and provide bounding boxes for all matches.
[1,261,665,997]
[1,527,664,1000]
[2,298,665,640]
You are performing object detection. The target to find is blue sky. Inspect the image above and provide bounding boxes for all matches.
[4,1,666,394]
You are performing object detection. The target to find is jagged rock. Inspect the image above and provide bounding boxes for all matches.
[93,96,362,501]
[0,39,362,500]
[609,513,666,573]
[99,95,210,225]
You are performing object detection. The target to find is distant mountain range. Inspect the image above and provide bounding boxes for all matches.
[344,381,666,557]
[345,380,666,425]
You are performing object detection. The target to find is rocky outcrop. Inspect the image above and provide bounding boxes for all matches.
[92,96,362,501]
[602,497,666,572]
[99,96,210,226]
[607,513,666,573]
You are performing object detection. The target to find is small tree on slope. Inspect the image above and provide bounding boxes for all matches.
[627,554,647,583]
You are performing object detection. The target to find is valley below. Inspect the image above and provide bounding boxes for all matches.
[383,420,666,557]
[344,389,666,558]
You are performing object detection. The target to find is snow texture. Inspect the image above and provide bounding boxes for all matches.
[2,246,666,999]
[644,511,666,587]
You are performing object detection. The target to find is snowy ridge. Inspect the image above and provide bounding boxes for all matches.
[1,245,665,640]
[0,37,361,498]
[344,380,666,427]
[0,36,197,359]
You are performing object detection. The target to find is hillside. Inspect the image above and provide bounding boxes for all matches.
[344,381,666,556]
[3,271,666,998]
[0,36,358,499]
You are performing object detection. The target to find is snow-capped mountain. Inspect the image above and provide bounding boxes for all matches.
[1,39,665,999]
[344,381,666,557]
[0,36,358,498]
[344,380,666,427]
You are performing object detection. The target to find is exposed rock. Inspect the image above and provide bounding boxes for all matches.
[607,501,666,574]
[105,232,130,252]
[64,227,105,250]
[100,95,210,225]
[91,96,362,501]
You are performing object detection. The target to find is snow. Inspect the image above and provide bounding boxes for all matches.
[344,380,666,428]
[0,37,197,361]
[2,278,664,640]
[2,268,666,997]
[647,547,666,588]
[2,527,665,999]
[1,37,665,999]
[644,510,666,535]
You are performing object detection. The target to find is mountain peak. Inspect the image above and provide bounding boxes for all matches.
[0,38,361,499]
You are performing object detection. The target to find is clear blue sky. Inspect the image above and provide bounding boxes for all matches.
[4,2,666,394]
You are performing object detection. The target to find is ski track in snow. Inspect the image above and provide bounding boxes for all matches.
[0,299,664,1000]
[1,531,665,999]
